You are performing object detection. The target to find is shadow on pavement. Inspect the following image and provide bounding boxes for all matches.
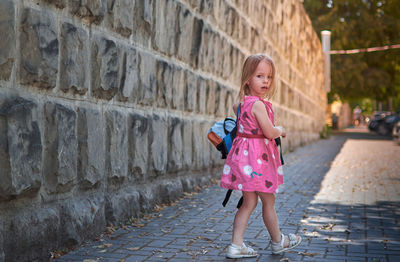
[259,130,399,261]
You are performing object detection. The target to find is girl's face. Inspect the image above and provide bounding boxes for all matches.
[247,60,273,98]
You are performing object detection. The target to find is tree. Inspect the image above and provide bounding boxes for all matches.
[303,0,400,111]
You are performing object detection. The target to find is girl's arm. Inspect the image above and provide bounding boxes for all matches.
[252,100,283,139]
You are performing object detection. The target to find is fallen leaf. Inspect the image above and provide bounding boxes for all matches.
[321,223,336,231]
[298,252,319,257]
[127,247,140,251]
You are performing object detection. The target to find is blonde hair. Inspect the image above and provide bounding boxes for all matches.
[239,53,276,100]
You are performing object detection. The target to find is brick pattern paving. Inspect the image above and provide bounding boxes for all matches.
[56,129,400,261]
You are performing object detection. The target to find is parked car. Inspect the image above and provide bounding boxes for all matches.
[368,112,400,136]
[392,120,400,145]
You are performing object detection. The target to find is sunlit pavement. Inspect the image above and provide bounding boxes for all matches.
[56,127,400,261]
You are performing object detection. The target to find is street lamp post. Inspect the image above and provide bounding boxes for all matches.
[321,30,331,92]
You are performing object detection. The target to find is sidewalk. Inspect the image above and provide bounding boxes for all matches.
[55,128,400,261]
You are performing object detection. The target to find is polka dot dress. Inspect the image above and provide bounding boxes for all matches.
[220,96,283,193]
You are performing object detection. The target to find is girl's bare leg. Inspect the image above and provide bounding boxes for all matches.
[257,192,300,247]
[257,192,281,242]
[232,191,258,246]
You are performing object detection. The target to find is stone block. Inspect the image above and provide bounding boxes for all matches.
[153,0,179,55]
[0,97,42,200]
[132,0,153,47]
[0,0,15,81]
[156,60,173,108]
[150,113,168,175]
[91,36,120,100]
[230,7,240,39]
[158,180,183,203]
[77,107,105,190]
[127,111,149,179]
[59,195,106,246]
[107,0,134,37]
[167,116,183,172]
[196,77,207,114]
[176,8,203,67]
[182,119,193,169]
[105,109,128,185]
[60,23,89,94]
[3,207,59,262]
[190,17,204,68]
[185,70,197,112]
[67,0,106,24]
[138,52,156,106]
[199,0,215,21]
[171,67,185,110]
[215,84,226,117]
[219,0,230,34]
[105,188,140,223]
[213,34,223,77]
[43,102,77,194]
[205,31,217,73]
[221,42,232,79]
[118,47,139,101]
[198,26,209,72]
[206,79,216,115]
[138,184,161,212]
[192,120,203,170]
[19,8,58,89]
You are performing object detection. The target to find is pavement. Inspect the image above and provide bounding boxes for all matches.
[55,126,400,262]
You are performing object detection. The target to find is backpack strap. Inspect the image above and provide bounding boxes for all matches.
[222,189,232,207]
[222,104,242,208]
[222,189,243,209]
[274,137,284,165]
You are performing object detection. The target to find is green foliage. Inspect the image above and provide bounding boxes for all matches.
[349,98,374,115]
[320,124,332,139]
[303,0,400,104]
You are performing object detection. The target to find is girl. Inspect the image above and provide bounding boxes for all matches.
[220,54,302,258]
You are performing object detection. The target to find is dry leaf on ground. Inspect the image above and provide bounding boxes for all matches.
[127,247,141,251]
[321,223,336,230]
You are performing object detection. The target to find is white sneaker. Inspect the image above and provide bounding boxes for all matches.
[226,242,258,259]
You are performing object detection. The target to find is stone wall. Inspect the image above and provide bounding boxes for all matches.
[0,0,326,261]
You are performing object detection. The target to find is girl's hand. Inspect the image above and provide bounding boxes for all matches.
[275,126,286,138]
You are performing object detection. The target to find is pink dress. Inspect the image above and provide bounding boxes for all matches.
[220,96,284,193]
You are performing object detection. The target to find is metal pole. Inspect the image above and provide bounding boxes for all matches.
[321,30,331,92]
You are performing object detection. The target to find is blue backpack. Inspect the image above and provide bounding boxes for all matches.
[207,106,240,159]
